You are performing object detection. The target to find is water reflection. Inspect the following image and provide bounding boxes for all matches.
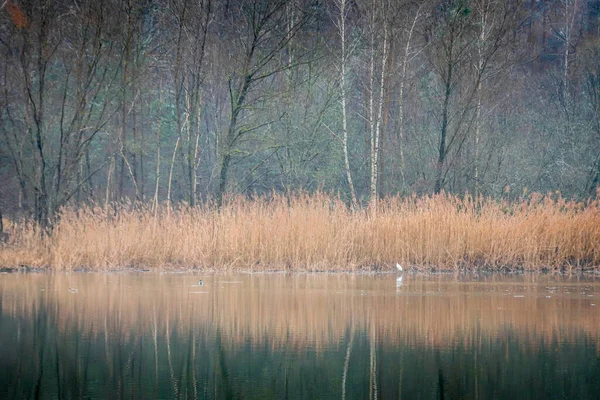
[396,274,403,289]
[1,273,599,399]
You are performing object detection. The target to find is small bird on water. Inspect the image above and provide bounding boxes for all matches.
[396,263,403,272]
[198,280,203,286]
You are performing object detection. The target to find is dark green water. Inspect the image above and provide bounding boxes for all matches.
[0,273,599,399]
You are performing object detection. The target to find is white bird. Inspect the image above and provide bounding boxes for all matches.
[396,276,404,288]
[396,263,403,272]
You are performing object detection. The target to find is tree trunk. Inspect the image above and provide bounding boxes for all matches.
[435,52,453,194]
[369,0,388,211]
[105,156,114,206]
[474,2,487,197]
[217,152,232,207]
[167,137,180,206]
[153,86,163,209]
[398,8,421,191]
[338,0,358,208]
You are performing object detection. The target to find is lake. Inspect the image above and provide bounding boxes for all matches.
[1,273,599,399]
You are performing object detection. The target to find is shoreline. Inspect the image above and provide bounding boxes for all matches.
[2,264,599,275]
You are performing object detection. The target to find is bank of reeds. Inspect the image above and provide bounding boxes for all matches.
[0,192,599,271]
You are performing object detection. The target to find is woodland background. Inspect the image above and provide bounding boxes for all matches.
[2,0,600,225]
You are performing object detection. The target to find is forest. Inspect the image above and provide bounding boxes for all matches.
[1,0,600,219]
[1,0,600,271]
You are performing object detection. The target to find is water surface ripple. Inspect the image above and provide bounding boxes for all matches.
[1,273,599,399]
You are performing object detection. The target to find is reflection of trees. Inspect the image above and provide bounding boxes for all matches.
[369,322,377,400]
[341,324,354,400]
[2,274,600,350]
[1,274,600,399]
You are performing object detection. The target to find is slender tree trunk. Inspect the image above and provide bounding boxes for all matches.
[368,2,376,211]
[192,99,202,204]
[118,140,126,199]
[217,152,232,207]
[370,1,388,212]
[338,0,358,208]
[184,94,194,206]
[474,88,482,196]
[588,154,600,195]
[76,160,82,203]
[217,74,252,207]
[120,144,140,201]
[435,48,454,194]
[105,157,114,206]
[167,137,180,206]
[140,101,145,201]
[153,86,163,209]
[23,13,51,226]
[474,2,487,197]
[562,0,577,140]
[119,3,133,201]
[174,3,187,205]
[341,325,354,400]
[132,92,138,199]
[369,325,377,400]
[85,148,93,199]
[379,38,393,197]
[398,8,421,190]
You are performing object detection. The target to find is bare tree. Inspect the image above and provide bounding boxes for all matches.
[215,0,310,206]
[0,0,119,225]
[365,0,392,211]
[396,5,423,191]
[581,40,600,194]
[153,80,164,209]
[427,0,516,194]
[333,0,358,208]
[170,0,212,206]
[553,0,581,145]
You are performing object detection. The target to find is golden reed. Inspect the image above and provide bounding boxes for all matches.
[0,192,599,271]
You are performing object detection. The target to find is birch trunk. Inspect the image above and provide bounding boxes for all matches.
[368,2,376,211]
[153,84,163,210]
[167,137,180,206]
[370,0,388,212]
[105,157,114,206]
[338,0,358,208]
[192,95,203,204]
[474,2,488,197]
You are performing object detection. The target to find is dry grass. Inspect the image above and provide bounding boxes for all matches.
[1,192,599,271]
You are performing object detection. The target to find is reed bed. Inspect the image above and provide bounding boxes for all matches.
[1,192,599,271]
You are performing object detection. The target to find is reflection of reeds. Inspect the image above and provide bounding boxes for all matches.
[1,274,599,351]
[1,192,600,271]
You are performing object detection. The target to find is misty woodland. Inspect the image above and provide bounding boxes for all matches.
[1,0,600,271]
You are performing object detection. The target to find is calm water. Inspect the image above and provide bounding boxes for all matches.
[0,273,599,399]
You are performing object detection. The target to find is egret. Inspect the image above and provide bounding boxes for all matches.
[396,263,403,272]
